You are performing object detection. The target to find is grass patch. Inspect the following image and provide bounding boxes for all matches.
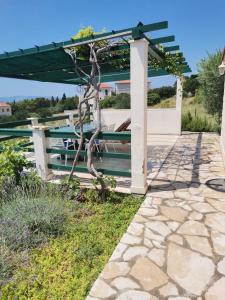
[0,187,142,299]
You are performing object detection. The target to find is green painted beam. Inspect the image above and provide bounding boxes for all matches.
[45,130,131,141]
[46,148,131,159]
[164,45,180,52]
[0,129,32,137]
[0,119,31,128]
[151,35,175,45]
[0,136,19,142]
[48,163,131,177]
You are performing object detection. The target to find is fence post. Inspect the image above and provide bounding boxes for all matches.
[27,117,39,127]
[32,126,52,180]
[176,76,183,135]
[66,113,74,127]
[129,38,148,194]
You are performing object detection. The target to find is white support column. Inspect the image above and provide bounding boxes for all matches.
[129,38,148,194]
[27,117,39,127]
[176,76,183,135]
[32,126,52,180]
[220,74,225,160]
[66,113,74,127]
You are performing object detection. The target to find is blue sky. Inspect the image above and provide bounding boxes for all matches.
[0,0,224,98]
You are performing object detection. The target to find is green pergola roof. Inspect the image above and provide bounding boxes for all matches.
[0,21,191,85]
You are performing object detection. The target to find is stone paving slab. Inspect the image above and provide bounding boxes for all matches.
[87,133,225,299]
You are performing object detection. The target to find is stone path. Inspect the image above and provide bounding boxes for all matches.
[87,133,225,300]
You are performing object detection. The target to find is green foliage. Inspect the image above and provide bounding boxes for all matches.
[100,93,130,109]
[0,147,30,183]
[0,95,79,124]
[198,50,224,118]
[1,188,142,298]
[183,74,200,96]
[147,92,160,106]
[182,110,220,132]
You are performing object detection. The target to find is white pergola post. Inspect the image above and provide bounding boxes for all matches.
[176,76,183,135]
[66,113,74,127]
[220,73,225,157]
[129,38,148,194]
[32,126,52,180]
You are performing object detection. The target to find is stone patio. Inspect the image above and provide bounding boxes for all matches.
[87,133,225,300]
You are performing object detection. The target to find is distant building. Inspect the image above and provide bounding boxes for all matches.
[0,102,12,116]
[115,80,151,94]
[79,83,113,103]
[99,83,113,99]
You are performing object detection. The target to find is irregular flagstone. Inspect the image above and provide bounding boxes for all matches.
[146,221,171,236]
[188,211,203,221]
[167,243,215,296]
[145,228,165,242]
[89,278,117,298]
[87,134,225,299]
[177,220,209,236]
[205,277,225,300]
[127,222,144,236]
[205,212,225,234]
[109,243,127,262]
[211,230,225,255]
[144,237,153,248]
[168,297,191,300]
[116,290,158,300]
[111,276,140,290]
[191,202,216,213]
[184,235,213,257]
[167,234,183,245]
[120,233,142,245]
[123,246,148,261]
[206,198,225,212]
[138,208,158,217]
[159,282,178,297]
[130,256,168,291]
[101,262,130,280]
[148,248,165,267]
[217,257,225,275]
[167,221,181,231]
[160,206,188,222]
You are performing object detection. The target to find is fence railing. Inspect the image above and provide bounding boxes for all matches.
[0,122,131,178]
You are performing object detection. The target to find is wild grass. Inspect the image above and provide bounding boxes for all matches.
[0,177,142,299]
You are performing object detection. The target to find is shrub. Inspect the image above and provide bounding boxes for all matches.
[182,111,220,132]
[198,50,224,118]
[147,92,161,106]
[113,93,130,109]
[0,180,72,252]
[0,147,30,184]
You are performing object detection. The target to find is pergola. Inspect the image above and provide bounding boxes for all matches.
[0,21,191,194]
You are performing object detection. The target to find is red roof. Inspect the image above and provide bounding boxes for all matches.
[115,80,130,84]
[99,83,112,89]
[0,102,10,107]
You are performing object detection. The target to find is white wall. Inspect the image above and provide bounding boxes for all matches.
[94,108,181,134]
[0,106,12,116]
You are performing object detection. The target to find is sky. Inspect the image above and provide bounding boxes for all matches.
[0,0,224,98]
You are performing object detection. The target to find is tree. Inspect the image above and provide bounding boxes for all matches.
[61,93,67,103]
[198,50,224,118]
[183,75,200,96]
[147,92,160,106]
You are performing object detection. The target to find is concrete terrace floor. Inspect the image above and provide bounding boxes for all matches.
[87,133,225,300]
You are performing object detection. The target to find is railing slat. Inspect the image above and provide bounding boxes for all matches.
[48,163,131,177]
[0,129,32,137]
[46,148,131,159]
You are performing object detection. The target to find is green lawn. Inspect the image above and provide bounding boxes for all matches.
[1,194,142,300]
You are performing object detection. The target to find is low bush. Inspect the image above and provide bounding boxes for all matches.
[0,147,30,184]
[147,92,160,106]
[182,111,220,132]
